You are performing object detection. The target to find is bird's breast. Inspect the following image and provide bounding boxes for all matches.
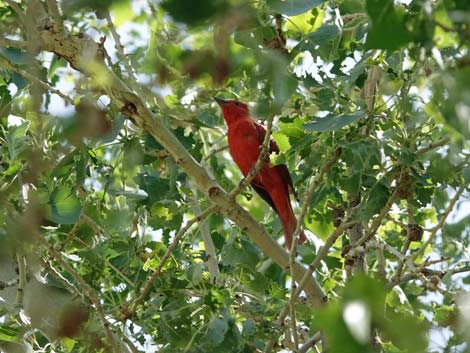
[227,120,261,176]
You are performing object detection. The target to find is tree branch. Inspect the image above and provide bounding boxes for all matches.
[392,200,414,284]
[362,64,381,113]
[15,254,26,309]
[103,9,144,98]
[298,331,322,353]
[0,54,74,104]
[416,137,450,154]
[399,264,470,284]
[36,27,327,308]
[356,188,399,246]
[45,0,64,32]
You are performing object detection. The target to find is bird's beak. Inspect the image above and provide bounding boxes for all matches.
[213,96,227,106]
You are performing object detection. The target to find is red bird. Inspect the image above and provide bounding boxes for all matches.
[214,97,307,249]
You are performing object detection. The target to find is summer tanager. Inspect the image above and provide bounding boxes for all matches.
[214,97,307,249]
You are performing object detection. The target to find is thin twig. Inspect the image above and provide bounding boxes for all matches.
[375,244,386,280]
[370,240,417,274]
[288,263,299,351]
[37,236,122,353]
[370,240,454,293]
[204,144,229,160]
[104,9,144,98]
[0,55,74,104]
[392,200,414,284]
[421,257,450,267]
[229,115,273,198]
[125,205,216,318]
[122,335,141,353]
[41,258,79,293]
[298,331,322,353]
[189,181,220,284]
[416,137,450,154]
[436,21,455,33]
[411,185,465,261]
[290,146,342,246]
[58,221,81,252]
[400,265,470,284]
[356,188,399,246]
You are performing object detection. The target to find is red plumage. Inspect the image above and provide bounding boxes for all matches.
[214,97,307,250]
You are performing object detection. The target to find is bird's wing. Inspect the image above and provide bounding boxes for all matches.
[250,181,277,213]
[253,122,299,201]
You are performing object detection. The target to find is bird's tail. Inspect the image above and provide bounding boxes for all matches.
[280,202,307,250]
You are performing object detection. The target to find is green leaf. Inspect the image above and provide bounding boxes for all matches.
[0,48,28,65]
[339,172,362,195]
[61,0,128,14]
[253,51,298,112]
[360,181,390,219]
[135,170,171,205]
[305,212,334,240]
[432,68,470,138]
[365,0,413,50]
[291,24,340,61]
[272,132,290,151]
[434,305,456,327]
[0,85,12,111]
[463,166,470,183]
[234,26,277,49]
[114,189,149,200]
[0,325,21,343]
[6,120,30,159]
[47,186,83,224]
[161,0,224,26]
[304,111,366,132]
[204,314,229,346]
[267,0,327,16]
[221,238,261,270]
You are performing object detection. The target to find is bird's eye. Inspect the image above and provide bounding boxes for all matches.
[234,102,241,106]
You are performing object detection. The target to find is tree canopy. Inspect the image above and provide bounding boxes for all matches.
[0,0,469,352]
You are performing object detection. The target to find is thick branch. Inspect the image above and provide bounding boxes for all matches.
[45,0,64,32]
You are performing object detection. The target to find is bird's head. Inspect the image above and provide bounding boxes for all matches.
[214,97,250,125]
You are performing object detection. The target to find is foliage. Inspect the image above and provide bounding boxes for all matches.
[0,0,469,352]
